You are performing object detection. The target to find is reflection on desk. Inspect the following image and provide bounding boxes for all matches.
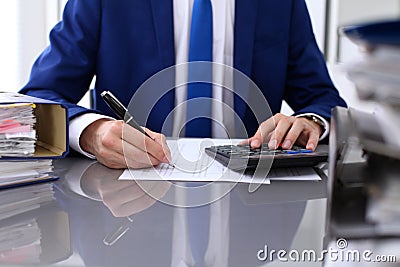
[0,195,70,266]
[48,157,327,267]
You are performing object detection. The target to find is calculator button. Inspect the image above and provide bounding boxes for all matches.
[300,149,313,153]
[285,150,300,154]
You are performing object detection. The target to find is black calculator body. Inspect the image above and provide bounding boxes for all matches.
[205,144,328,171]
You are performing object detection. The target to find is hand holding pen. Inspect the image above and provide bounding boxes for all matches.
[79,91,173,169]
[100,91,155,140]
[101,91,174,168]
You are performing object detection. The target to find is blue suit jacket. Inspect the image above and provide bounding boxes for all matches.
[21,0,346,137]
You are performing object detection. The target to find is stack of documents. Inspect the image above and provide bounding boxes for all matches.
[343,20,400,152]
[0,103,36,157]
[0,160,54,189]
[343,20,400,235]
[344,20,400,106]
[347,47,400,105]
[0,93,59,189]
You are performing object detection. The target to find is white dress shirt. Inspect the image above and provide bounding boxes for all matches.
[69,0,328,157]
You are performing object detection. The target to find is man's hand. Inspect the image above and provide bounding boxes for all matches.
[80,163,170,217]
[241,113,323,150]
[99,179,170,217]
[80,119,171,169]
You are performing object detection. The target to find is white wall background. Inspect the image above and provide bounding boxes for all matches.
[0,1,19,92]
[0,0,64,92]
[306,0,327,52]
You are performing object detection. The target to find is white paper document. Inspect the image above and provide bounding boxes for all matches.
[119,139,321,184]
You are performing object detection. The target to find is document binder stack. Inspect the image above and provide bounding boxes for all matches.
[0,103,36,157]
[324,23,400,266]
[346,46,400,106]
[338,20,400,234]
[0,92,68,189]
[355,19,400,229]
[344,21,400,152]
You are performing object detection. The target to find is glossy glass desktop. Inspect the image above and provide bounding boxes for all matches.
[0,157,329,267]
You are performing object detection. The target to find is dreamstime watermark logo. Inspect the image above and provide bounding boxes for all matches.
[122,62,275,207]
[257,238,397,263]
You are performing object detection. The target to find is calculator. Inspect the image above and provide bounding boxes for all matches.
[205,144,328,170]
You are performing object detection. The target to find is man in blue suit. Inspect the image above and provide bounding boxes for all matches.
[21,0,346,169]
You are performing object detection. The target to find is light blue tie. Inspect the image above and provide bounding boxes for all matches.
[185,0,213,137]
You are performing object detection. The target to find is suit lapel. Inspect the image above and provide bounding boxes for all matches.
[150,0,175,68]
[234,0,258,76]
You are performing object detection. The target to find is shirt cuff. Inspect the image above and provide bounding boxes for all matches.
[69,113,115,159]
[295,113,330,141]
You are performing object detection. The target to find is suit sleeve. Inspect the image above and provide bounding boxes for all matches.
[19,0,102,119]
[283,0,347,119]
